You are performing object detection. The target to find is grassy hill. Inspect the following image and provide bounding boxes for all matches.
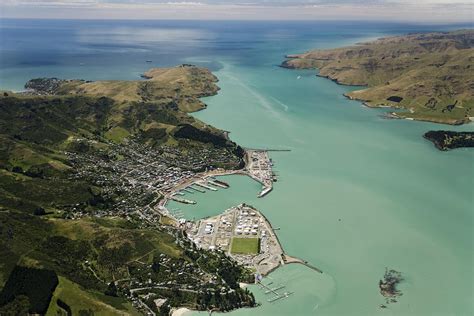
[0,210,178,315]
[25,64,219,113]
[282,30,474,124]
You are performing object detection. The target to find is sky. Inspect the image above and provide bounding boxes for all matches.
[0,0,473,22]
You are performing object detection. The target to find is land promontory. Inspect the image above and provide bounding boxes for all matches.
[0,65,255,315]
[25,64,219,112]
[282,30,474,125]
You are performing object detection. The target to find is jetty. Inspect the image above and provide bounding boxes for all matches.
[257,281,293,303]
[258,186,273,198]
[189,185,205,193]
[210,178,230,188]
[264,285,285,294]
[268,292,293,303]
[195,182,217,191]
[283,255,323,274]
[208,180,228,189]
[170,196,196,205]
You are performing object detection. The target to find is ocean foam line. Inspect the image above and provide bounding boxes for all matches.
[270,96,289,112]
[220,71,288,122]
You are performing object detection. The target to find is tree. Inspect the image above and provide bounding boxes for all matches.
[0,295,30,315]
[11,166,23,173]
[104,282,118,297]
[33,207,46,216]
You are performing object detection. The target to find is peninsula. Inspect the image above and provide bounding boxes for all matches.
[0,66,268,315]
[281,30,474,125]
[24,64,219,112]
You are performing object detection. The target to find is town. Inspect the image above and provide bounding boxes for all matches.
[53,136,284,315]
[64,136,242,222]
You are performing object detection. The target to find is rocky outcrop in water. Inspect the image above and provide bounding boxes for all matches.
[379,268,403,308]
[424,131,474,150]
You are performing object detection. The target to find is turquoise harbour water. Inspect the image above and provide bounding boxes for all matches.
[1,19,473,316]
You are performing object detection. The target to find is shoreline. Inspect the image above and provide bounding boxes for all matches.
[171,307,191,316]
[284,67,473,125]
[280,30,474,127]
[310,70,472,126]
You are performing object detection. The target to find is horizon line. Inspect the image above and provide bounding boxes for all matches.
[1,17,473,25]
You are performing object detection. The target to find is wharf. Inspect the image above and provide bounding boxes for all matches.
[208,180,228,189]
[189,185,205,193]
[258,281,293,303]
[283,254,323,273]
[170,196,196,205]
[258,186,273,198]
[210,178,230,188]
[195,182,217,191]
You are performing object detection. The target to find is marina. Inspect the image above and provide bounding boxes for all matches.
[257,280,294,303]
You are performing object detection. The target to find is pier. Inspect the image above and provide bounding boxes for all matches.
[268,292,293,303]
[283,255,323,274]
[189,185,205,193]
[264,285,285,294]
[195,182,217,191]
[257,281,293,303]
[170,196,196,205]
[258,186,273,198]
[210,178,230,188]
[208,180,228,189]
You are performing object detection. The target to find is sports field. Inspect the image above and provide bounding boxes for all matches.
[230,238,260,254]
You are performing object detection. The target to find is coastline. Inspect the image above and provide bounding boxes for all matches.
[342,93,471,125]
[280,30,474,126]
[282,69,474,125]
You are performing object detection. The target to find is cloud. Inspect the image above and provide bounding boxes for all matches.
[0,0,472,22]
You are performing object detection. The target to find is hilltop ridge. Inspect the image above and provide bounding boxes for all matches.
[25,64,219,113]
[282,30,474,124]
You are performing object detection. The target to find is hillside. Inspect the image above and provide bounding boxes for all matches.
[25,64,219,112]
[0,66,254,315]
[281,30,474,124]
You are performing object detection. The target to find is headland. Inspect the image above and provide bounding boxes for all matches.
[281,30,474,125]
